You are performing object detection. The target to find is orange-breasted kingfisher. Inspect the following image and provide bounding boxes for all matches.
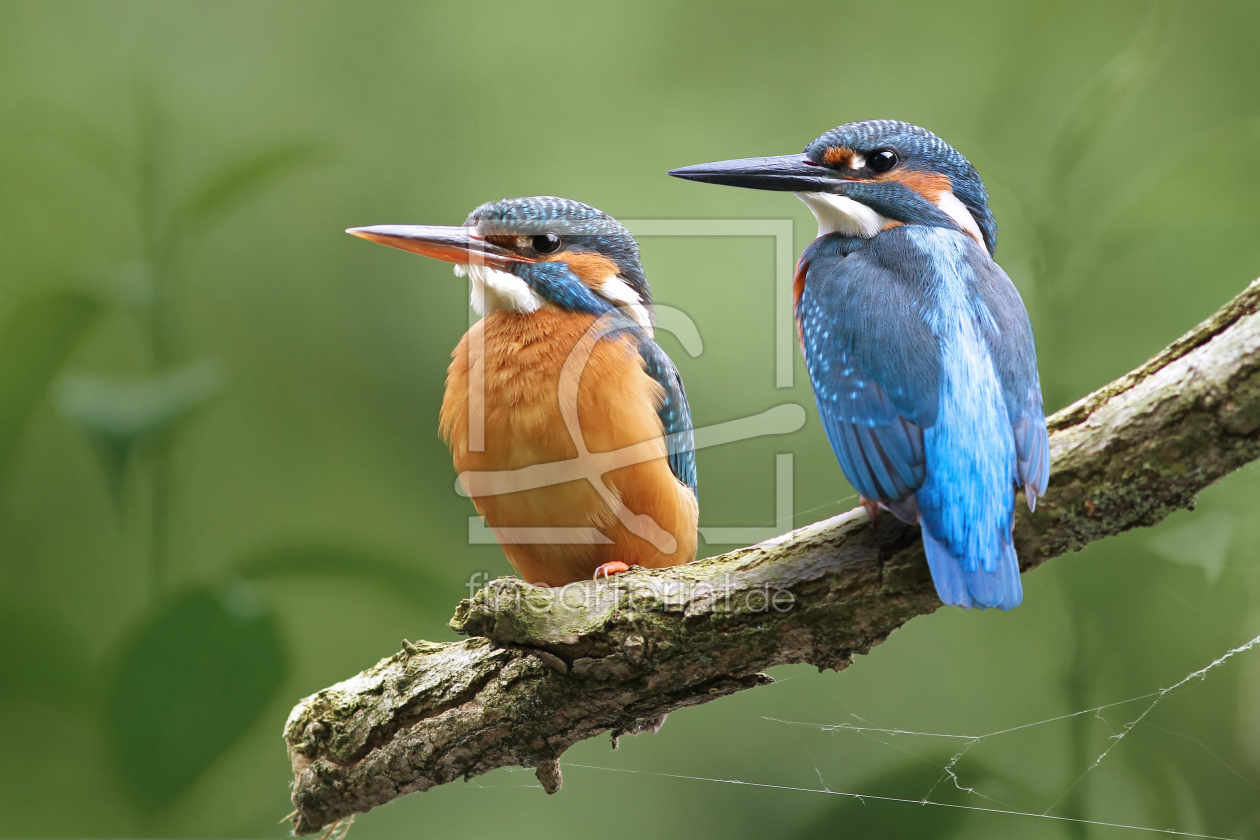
[348,196,698,587]
[670,120,1049,610]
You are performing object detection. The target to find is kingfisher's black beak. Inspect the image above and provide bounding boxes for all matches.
[668,154,842,192]
[346,225,531,269]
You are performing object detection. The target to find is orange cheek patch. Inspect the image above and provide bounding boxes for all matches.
[822,146,855,167]
[550,252,621,289]
[882,169,953,202]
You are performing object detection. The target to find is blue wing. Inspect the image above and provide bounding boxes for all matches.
[796,234,939,512]
[969,252,1050,505]
[637,337,698,497]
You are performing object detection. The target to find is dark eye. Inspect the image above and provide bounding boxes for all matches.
[532,233,562,254]
[869,149,898,173]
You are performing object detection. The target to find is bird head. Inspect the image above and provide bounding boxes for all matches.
[349,196,654,333]
[669,120,996,255]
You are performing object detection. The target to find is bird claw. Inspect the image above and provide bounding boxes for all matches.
[593,561,632,580]
[860,496,881,530]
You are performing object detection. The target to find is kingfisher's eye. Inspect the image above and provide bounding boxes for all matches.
[869,149,898,173]
[532,234,562,254]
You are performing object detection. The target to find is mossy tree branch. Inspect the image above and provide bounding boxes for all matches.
[284,278,1260,834]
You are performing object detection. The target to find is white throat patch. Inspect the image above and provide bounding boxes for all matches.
[935,190,987,250]
[796,189,989,251]
[454,263,543,316]
[795,191,892,239]
[597,276,654,337]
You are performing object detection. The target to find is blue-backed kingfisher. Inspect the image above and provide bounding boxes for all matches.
[348,197,698,587]
[670,120,1049,610]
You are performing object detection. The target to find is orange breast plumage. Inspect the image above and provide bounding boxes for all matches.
[439,308,698,586]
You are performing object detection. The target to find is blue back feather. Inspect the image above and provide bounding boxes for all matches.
[638,339,698,497]
[589,317,697,497]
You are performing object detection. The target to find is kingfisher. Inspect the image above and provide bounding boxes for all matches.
[347,197,698,587]
[670,120,1049,610]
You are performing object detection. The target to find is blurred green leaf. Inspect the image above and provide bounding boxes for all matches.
[106,581,287,812]
[0,605,92,705]
[54,358,221,496]
[238,544,464,619]
[55,358,221,445]
[1148,512,1234,583]
[0,291,102,479]
[1046,3,1173,194]
[786,757,1000,840]
[172,142,322,233]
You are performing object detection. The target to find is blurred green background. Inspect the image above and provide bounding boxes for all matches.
[3,1,1260,837]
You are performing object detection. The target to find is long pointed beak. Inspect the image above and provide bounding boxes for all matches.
[346,225,528,269]
[668,154,843,192]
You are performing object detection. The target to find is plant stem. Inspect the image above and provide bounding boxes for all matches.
[148,436,172,598]
[135,86,176,602]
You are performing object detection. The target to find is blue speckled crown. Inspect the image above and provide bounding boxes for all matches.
[466,196,649,302]
[808,120,996,253]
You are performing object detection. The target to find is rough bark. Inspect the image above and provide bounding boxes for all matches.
[284,278,1260,834]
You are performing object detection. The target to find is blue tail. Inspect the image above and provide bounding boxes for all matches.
[921,524,1022,610]
[912,303,1024,611]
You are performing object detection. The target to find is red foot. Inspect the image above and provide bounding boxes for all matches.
[593,561,631,580]
[860,496,880,529]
